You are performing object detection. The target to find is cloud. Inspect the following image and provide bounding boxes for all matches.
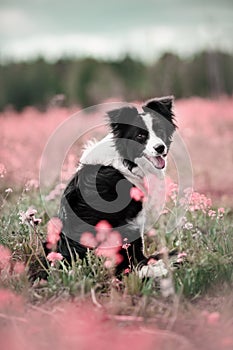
[0,8,37,38]
[0,0,232,61]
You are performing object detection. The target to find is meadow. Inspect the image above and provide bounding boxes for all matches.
[0,97,233,350]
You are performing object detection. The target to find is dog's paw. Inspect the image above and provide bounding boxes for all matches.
[137,259,168,279]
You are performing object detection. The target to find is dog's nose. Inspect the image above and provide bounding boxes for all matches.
[154,144,165,154]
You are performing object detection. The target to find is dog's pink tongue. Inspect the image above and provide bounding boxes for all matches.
[156,156,165,169]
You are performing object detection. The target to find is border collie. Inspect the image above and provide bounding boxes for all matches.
[57,96,176,275]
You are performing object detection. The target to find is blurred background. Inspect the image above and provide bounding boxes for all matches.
[0,0,232,110]
[0,0,233,205]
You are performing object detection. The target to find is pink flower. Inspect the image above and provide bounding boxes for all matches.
[103,253,123,269]
[95,245,123,265]
[0,289,22,310]
[147,258,157,265]
[95,220,112,232]
[130,187,144,201]
[221,337,233,347]
[0,163,6,178]
[47,252,63,266]
[13,261,25,275]
[95,220,112,242]
[0,245,11,270]
[46,217,62,249]
[218,207,225,218]
[147,228,156,237]
[101,231,122,248]
[25,179,39,191]
[207,311,220,325]
[122,238,131,250]
[124,268,130,274]
[104,259,114,269]
[208,210,216,218]
[165,178,178,202]
[178,252,187,258]
[80,232,97,248]
[177,252,187,263]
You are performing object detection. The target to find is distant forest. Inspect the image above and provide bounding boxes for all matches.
[0,50,232,111]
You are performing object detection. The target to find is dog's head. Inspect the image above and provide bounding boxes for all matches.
[107,96,177,174]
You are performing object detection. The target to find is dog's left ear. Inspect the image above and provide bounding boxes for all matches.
[106,106,139,135]
[142,96,175,123]
[107,106,138,124]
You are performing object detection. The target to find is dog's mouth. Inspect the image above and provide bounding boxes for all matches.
[144,154,166,169]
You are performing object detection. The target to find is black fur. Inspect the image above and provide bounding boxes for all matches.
[56,97,176,275]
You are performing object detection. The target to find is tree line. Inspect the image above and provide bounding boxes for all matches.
[0,50,232,111]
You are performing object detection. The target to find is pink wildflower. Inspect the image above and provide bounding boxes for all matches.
[177,252,187,263]
[187,191,212,213]
[95,239,123,264]
[46,217,63,249]
[95,220,112,242]
[124,268,131,274]
[95,220,112,232]
[122,238,131,250]
[0,163,6,178]
[178,252,187,258]
[147,258,157,265]
[221,337,233,347]
[13,261,25,275]
[80,232,97,248]
[208,210,216,218]
[47,252,63,266]
[207,311,220,325]
[165,178,178,202]
[104,259,114,269]
[218,207,225,218]
[147,228,157,237]
[102,231,122,248]
[25,179,39,191]
[130,187,144,201]
[0,289,22,311]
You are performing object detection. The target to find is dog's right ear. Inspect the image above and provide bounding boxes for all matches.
[107,106,138,135]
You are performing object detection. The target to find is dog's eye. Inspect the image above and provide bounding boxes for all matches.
[136,133,147,143]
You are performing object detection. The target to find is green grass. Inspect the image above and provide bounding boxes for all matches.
[0,184,233,306]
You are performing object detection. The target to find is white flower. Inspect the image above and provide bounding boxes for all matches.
[5,188,13,193]
[18,207,41,226]
[184,222,193,230]
[160,277,175,297]
[138,259,168,279]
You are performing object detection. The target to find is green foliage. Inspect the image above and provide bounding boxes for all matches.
[0,51,233,111]
[0,184,233,303]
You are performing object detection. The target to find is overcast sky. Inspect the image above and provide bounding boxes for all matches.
[0,0,233,62]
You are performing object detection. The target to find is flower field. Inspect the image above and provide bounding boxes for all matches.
[0,97,233,350]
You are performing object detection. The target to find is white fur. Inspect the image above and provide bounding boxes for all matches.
[134,114,167,179]
[78,119,167,247]
[143,113,167,156]
[79,133,145,189]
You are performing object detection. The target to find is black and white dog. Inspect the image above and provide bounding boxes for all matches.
[57,96,176,275]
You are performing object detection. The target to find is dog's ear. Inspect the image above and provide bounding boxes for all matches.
[107,106,138,124]
[107,106,138,134]
[142,96,175,123]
